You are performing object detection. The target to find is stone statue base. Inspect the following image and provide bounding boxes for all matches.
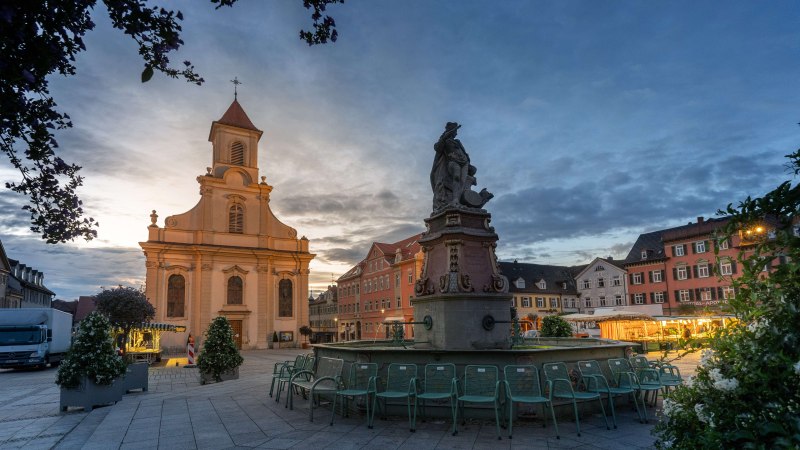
[412,207,511,350]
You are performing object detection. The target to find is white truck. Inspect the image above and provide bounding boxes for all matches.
[0,308,73,369]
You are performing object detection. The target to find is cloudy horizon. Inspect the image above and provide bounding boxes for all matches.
[1,0,798,300]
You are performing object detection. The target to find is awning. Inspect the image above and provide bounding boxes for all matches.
[383,317,405,322]
[134,323,183,332]
[562,311,656,322]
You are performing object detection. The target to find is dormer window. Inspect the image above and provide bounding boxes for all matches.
[641,250,648,260]
[595,265,605,271]
[537,280,546,289]
[515,278,525,289]
[230,141,245,165]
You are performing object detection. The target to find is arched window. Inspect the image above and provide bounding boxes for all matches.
[279,279,293,317]
[229,204,243,233]
[230,141,245,165]
[227,276,243,304]
[167,274,185,317]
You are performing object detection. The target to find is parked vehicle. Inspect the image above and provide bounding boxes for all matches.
[0,308,72,369]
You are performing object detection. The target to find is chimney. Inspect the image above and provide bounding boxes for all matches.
[697,216,704,224]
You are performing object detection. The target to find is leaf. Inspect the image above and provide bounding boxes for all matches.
[141,65,154,83]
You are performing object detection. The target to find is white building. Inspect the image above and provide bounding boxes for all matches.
[574,257,628,314]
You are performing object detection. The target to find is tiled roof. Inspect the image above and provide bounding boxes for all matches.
[498,261,578,295]
[375,233,424,262]
[623,230,666,265]
[625,217,732,266]
[215,99,260,132]
[661,217,730,242]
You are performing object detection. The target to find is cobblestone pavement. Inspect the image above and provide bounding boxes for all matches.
[0,348,702,449]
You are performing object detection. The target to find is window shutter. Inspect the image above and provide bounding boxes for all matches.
[691,242,696,254]
[672,268,678,280]
[649,292,655,303]
[692,265,698,278]
[686,266,692,279]
[648,271,653,283]
[629,274,634,285]
[682,244,687,255]
[717,287,724,299]
[731,262,737,274]
[674,290,680,302]
[704,240,709,252]
[671,245,676,256]
[688,289,694,301]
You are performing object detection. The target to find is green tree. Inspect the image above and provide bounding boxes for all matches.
[0,0,342,243]
[299,325,313,343]
[94,286,155,356]
[654,150,800,449]
[56,312,126,388]
[540,315,572,337]
[197,316,244,382]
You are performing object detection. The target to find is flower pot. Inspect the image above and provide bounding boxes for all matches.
[301,342,310,349]
[200,367,239,385]
[122,362,149,393]
[60,377,123,412]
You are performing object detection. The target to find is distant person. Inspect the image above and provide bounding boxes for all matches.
[682,325,691,340]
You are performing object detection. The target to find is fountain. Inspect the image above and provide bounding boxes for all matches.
[314,122,632,416]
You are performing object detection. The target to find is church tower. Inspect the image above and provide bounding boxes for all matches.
[140,98,314,351]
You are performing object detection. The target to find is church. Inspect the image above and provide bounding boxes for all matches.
[140,97,314,351]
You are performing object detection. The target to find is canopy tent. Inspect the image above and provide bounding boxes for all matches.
[562,311,656,323]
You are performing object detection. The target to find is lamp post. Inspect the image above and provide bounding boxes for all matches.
[381,308,385,339]
[334,317,338,342]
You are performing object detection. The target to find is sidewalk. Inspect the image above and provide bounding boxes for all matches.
[0,348,669,449]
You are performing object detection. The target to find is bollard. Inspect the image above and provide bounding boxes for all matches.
[184,333,197,368]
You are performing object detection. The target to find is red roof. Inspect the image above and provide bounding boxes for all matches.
[214,99,260,132]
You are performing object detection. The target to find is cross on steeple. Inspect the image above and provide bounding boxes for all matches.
[230,77,242,99]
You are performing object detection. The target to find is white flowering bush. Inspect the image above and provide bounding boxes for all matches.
[55,312,127,389]
[654,150,800,449]
[197,316,244,382]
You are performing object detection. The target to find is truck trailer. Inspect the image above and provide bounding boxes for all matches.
[0,308,73,369]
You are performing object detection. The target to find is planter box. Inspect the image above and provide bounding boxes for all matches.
[122,362,149,393]
[60,377,123,412]
[200,367,239,385]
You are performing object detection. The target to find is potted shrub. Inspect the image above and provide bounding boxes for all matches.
[95,286,155,392]
[197,316,244,384]
[271,331,279,349]
[540,315,573,337]
[299,325,313,348]
[57,312,127,411]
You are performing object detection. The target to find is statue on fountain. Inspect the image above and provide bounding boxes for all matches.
[430,122,493,213]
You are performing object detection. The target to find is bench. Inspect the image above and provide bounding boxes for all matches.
[288,356,344,422]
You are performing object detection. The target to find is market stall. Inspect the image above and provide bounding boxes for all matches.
[115,322,186,364]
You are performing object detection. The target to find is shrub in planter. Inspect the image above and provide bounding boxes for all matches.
[197,316,244,383]
[654,150,800,449]
[56,312,127,410]
[540,315,572,337]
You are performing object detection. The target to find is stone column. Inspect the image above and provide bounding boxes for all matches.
[257,263,270,347]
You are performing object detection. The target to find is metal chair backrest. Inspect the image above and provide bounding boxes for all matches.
[504,365,543,398]
[629,356,652,370]
[422,363,456,394]
[346,362,378,390]
[542,362,572,396]
[608,358,636,388]
[385,363,417,392]
[577,360,604,378]
[316,357,344,378]
[463,365,498,397]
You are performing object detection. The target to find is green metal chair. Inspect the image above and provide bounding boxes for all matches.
[371,363,418,431]
[276,355,314,403]
[270,354,305,398]
[630,355,682,393]
[288,357,343,423]
[608,358,659,423]
[503,365,557,439]
[627,356,664,407]
[453,365,502,440]
[417,363,458,430]
[542,362,610,437]
[330,362,378,427]
[577,359,643,427]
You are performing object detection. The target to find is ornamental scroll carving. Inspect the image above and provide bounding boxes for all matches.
[414,246,434,296]
[482,241,508,293]
[437,240,474,294]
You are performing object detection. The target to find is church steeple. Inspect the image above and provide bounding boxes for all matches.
[208,98,263,181]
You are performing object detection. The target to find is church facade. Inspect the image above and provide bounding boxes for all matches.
[140,99,314,351]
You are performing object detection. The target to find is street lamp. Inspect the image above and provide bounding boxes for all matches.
[334,317,338,342]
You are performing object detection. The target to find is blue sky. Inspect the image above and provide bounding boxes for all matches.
[1,0,798,300]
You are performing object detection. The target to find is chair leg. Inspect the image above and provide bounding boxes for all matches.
[494,400,501,440]
[330,393,338,426]
[630,391,644,424]
[597,394,610,430]
[572,399,582,436]
[411,396,418,432]
[549,402,560,439]
[452,400,459,436]
[607,393,618,429]
[510,401,516,438]
[407,396,415,432]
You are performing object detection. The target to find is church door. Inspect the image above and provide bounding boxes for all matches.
[229,320,243,349]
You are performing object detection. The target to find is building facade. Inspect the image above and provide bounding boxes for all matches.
[624,217,742,316]
[336,234,423,340]
[3,259,54,309]
[574,257,628,314]
[140,98,314,351]
[309,285,338,343]
[499,261,580,329]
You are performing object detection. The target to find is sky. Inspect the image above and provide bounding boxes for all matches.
[1,0,799,300]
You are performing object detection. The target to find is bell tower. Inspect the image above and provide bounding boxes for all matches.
[207,98,263,182]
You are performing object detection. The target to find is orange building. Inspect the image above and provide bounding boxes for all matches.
[336,234,423,340]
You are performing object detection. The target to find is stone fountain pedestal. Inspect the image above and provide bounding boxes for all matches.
[413,207,511,350]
